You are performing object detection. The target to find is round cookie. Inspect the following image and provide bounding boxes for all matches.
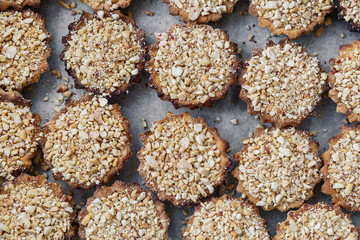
[162,0,238,23]
[0,174,75,239]
[40,95,132,189]
[147,23,240,109]
[0,10,51,91]
[0,0,40,11]
[274,202,359,240]
[79,0,131,10]
[0,89,41,180]
[321,124,360,211]
[61,10,146,96]
[232,126,321,211]
[337,0,360,32]
[249,0,333,39]
[182,195,270,240]
[78,181,170,239]
[239,38,327,128]
[137,112,231,206]
[328,39,360,122]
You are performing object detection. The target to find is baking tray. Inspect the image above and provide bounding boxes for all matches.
[17,0,360,238]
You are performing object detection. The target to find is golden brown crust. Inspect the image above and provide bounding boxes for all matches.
[0,0,40,11]
[39,95,132,189]
[78,181,170,239]
[249,2,333,39]
[60,10,146,96]
[147,23,240,109]
[79,0,131,10]
[137,112,231,206]
[162,0,237,23]
[239,39,327,128]
[1,173,75,239]
[0,88,41,178]
[274,202,360,240]
[0,10,51,92]
[321,124,360,211]
[232,126,321,212]
[328,40,360,122]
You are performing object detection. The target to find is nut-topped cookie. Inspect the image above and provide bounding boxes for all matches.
[0,0,40,11]
[78,181,170,239]
[0,10,51,91]
[61,10,146,96]
[337,0,360,32]
[182,195,270,240]
[239,39,327,128]
[249,0,333,39]
[162,0,238,23]
[0,89,41,180]
[0,174,75,239]
[328,40,360,122]
[232,126,321,211]
[79,0,131,10]
[147,23,240,109]
[137,112,231,206]
[274,202,359,240]
[321,125,360,212]
[40,95,132,189]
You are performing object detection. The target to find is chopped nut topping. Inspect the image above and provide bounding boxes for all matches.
[183,196,270,239]
[233,127,321,211]
[62,11,145,95]
[0,10,51,91]
[274,202,359,239]
[79,0,131,10]
[137,112,230,206]
[41,95,131,188]
[0,174,74,239]
[321,125,360,211]
[339,0,360,26]
[250,0,333,38]
[0,91,40,180]
[328,40,360,122]
[79,181,169,239]
[148,23,239,108]
[240,39,327,127]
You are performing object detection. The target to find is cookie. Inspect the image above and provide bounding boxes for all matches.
[79,0,131,10]
[78,181,170,239]
[321,125,360,212]
[0,10,51,91]
[249,0,333,39]
[232,126,321,211]
[137,112,231,206]
[0,89,41,180]
[336,0,360,32]
[274,202,359,240]
[239,38,327,128]
[0,0,40,11]
[147,23,240,109]
[0,174,75,239]
[39,95,132,189]
[61,10,146,96]
[162,0,238,23]
[328,40,360,122]
[182,195,270,240]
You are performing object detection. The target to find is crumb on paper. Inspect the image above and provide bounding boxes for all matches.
[246,25,250,30]
[230,119,238,125]
[323,129,328,132]
[340,32,346,38]
[57,83,68,93]
[248,132,253,138]
[310,131,317,136]
[315,27,324,37]
[43,97,49,102]
[248,34,254,41]
[141,118,147,129]
[51,69,61,78]
[70,1,76,8]
[237,47,242,54]
[63,91,73,98]
[145,11,154,16]
[256,124,265,129]
[59,0,71,10]
[216,116,221,122]
[182,210,189,216]
[325,17,332,26]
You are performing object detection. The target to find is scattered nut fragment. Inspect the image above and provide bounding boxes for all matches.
[233,127,321,211]
[57,83,69,93]
[274,202,359,239]
[230,119,238,125]
[315,27,324,37]
[0,174,75,239]
[340,32,346,38]
[183,195,270,239]
[63,90,73,98]
[40,95,132,189]
[145,10,154,16]
[325,16,332,26]
[239,39,327,128]
[78,181,169,239]
[59,0,71,9]
[61,10,146,96]
[137,112,231,206]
